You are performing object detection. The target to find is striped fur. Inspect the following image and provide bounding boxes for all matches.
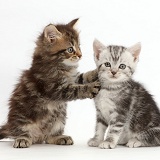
[88,39,160,149]
[0,19,100,148]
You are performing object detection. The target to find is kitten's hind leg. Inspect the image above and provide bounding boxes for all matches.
[126,127,160,148]
[13,137,32,148]
[126,138,142,148]
[46,135,73,145]
[137,127,160,147]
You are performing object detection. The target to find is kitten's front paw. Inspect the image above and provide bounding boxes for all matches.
[88,138,101,147]
[98,141,116,149]
[126,138,142,148]
[56,136,74,145]
[46,135,74,145]
[88,81,101,98]
[13,137,32,148]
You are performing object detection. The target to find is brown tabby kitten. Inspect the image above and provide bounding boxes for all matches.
[0,19,99,148]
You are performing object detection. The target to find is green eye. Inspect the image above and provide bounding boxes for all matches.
[105,62,111,67]
[119,64,126,69]
[67,47,74,53]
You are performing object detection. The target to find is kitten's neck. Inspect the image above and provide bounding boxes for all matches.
[100,79,132,90]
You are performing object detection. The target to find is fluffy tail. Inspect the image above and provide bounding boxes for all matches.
[0,125,8,139]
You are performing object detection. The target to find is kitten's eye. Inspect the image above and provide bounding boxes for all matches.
[119,64,126,69]
[105,62,111,67]
[67,47,74,53]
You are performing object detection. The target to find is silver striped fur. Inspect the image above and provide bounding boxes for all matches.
[88,39,160,149]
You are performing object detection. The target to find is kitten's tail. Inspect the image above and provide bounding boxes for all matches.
[0,125,9,139]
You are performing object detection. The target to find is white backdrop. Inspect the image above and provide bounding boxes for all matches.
[0,0,160,159]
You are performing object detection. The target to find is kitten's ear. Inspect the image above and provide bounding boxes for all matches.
[127,42,141,61]
[68,18,79,30]
[44,24,62,43]
[93,39,105,60]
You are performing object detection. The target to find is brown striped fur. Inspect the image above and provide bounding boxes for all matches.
[0,19,100,148]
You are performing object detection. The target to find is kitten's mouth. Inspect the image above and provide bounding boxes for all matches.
[110,75,118,80]
[111,75,117,78]
[62,57,80,66]
[71,57,80,62]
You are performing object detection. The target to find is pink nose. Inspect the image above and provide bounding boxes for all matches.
[77,52,82,58]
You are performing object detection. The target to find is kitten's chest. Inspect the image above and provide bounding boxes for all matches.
[95,89,117,122]
[65,68,78,83]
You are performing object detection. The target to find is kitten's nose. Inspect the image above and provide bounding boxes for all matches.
[78,54,82,58]
[111,71,117,75]
[76,52,82,58]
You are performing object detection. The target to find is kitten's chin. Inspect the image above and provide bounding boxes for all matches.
[62,59,79,67]
[108,76,130,83]
[102,75,129,83]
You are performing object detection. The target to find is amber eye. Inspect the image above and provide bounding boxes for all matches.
[119,64,126,69]
[67,47,74,53]
[105,62,111,67]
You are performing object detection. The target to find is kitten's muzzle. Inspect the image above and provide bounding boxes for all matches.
[111,71,117,76]
[70,55,81,62]
[72,54,82,60]
[74,51,82,59]
[72,55,79,59]
[74,54,82,59]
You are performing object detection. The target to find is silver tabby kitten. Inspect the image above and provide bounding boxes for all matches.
[88,39,160,149]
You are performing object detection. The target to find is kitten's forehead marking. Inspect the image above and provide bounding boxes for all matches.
[69,41,76,51]
[107,46,126,63]
[70,40,74,46]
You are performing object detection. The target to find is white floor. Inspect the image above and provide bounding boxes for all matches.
[1,139,160,160]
